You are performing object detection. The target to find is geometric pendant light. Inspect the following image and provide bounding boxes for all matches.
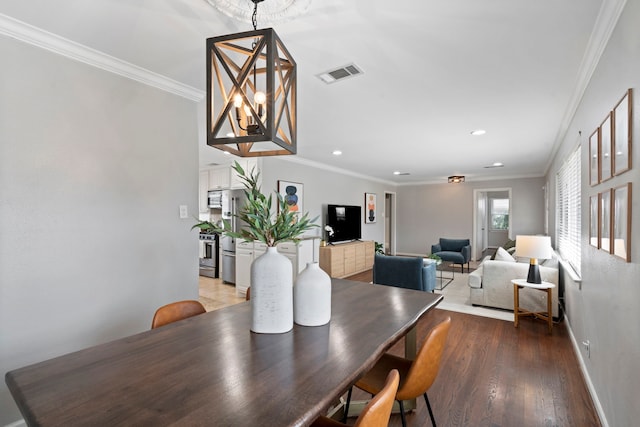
[206,26,297,157]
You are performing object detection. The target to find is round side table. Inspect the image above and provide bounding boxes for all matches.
[511,279,556,334]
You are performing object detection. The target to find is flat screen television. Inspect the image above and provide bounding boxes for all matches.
[326,204,362,243]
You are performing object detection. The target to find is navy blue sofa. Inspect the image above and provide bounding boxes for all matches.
[431,238,471,273]
[372,254,436,292]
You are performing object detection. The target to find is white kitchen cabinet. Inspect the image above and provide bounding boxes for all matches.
[208,167,229,190]
[278,240,316,281]
[235,241,254,297]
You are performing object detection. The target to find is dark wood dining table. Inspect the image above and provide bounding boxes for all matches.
[6,279,442,427]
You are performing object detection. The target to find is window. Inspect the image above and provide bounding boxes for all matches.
[556,145,581,276]
[490,198,509,230]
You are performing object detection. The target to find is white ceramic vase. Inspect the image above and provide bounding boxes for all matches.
[294,262,331,326]
[250,247,294,334]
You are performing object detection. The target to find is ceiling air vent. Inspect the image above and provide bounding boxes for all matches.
[317,63,363,84]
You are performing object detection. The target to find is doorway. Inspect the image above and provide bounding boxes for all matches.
[384,192,396,255]
[472,188,512,261]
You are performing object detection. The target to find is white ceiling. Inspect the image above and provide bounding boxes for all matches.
[0,0,609,184]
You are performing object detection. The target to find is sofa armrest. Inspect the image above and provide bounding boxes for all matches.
[431,243,442,254]
[422,263,436,292]
[461,245,471,262]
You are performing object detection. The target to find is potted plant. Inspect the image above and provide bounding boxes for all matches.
[193,162,318,333]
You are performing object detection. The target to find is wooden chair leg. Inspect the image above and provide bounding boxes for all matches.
[398,399,407,427]
[424,392,436,427]
[342,387,353,423]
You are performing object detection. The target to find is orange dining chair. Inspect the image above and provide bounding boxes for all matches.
[345,317,451,427]
[311,369,400,427]
[151,300,206,329]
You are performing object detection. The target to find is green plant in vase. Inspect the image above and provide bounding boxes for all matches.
[193,161,319,334]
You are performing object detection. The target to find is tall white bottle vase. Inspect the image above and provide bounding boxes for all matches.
[250,247,294,333]
[294,262,331,326]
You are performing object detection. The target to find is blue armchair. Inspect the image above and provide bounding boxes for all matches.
[373,254,436,292]
[431,238,471,273]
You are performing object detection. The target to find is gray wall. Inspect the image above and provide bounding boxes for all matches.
[395,177,545,256]
[545,1,640,425]
[259,157,396,244]
[0,37,199,424]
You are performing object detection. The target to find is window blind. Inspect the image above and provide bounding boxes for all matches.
[556,145,581,276]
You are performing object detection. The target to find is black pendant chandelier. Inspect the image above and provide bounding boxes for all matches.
[206,0,296,157]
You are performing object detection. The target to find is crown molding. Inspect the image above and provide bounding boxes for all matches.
[278,155,398,186]
[0,13,205,102]
[545,0,628,173]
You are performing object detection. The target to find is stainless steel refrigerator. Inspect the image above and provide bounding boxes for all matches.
[220,189,248,284]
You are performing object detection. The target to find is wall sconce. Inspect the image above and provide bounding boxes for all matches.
[206,1,296,157]
[448,175,465,183]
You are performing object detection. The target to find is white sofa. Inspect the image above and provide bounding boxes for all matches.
[468,253,559,317]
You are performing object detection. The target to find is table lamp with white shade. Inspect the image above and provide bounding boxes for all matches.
[515,235,552,284]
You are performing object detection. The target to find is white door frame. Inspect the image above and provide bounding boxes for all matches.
[472,187,512,261]
[384,191,397,255]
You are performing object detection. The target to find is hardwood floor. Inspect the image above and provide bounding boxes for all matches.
[198,272,601,427]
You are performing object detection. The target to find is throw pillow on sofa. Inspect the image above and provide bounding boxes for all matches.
[494,246,516,262]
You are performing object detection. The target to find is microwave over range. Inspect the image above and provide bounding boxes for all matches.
[207,190,223,209]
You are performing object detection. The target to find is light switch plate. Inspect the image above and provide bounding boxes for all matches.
[179,205,188,219]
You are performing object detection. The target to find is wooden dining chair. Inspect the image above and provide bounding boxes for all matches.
[151,300,206,329]
[312,369,400,427]
[345,317,451,427]
[245,287,251,301]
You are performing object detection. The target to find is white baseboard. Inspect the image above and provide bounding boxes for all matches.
[4,419,26,427]
[564,315,609,427]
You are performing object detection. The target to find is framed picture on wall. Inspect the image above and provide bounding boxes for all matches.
[589,129,600,186]
[600,189,612,253]
[600,113,613,182]
[612,183,632,262]
[278,180,303,220]
[613,89,632,176]
[589,194,599,248]
[365,193,377,223]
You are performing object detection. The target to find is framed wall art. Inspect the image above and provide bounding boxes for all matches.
[600,189,612,253]
[600,113,613,182]
[612,182,632,262]
[589,129,599,186]
[589,194,599,248]
[613,88,632,176]
[278,180,303,219]
[365,193,377,223]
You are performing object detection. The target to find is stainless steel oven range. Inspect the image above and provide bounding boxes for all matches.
[199,233,219,279]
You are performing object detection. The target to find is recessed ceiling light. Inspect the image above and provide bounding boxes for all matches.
[470,129,486,136]
[393,171,410,176]
[393,171,401,175]
[493,162,503,167]
[332,150,342,156]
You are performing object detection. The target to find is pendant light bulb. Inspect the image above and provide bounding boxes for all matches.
[254,91,266,105]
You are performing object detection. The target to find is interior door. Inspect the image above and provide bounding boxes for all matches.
[475,192,487,260]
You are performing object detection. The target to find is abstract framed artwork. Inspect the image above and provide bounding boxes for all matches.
[365,193,377,223]
[600,113,613,183]
[277,180,303,219]
[600,189,612,253]
[589,194,599,248]
[612,182,632,262]
[613,89,632,176]
[589,129,599,186]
